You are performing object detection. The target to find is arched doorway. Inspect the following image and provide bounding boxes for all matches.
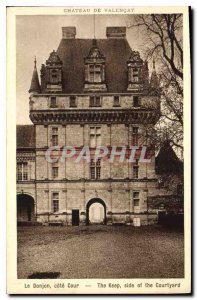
[17,194,35,222]
[86,198,106,225]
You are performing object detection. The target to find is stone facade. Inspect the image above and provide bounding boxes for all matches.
[17,26,179,226]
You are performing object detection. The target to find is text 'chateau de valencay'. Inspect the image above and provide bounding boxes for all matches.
[17,27,183,226]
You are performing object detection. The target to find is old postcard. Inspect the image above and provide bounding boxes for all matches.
[7,6,191,294]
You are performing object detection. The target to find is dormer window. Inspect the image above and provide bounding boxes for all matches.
[132,68,139,83]
[70,96,77,107]
[51,69,58,83]
[90,96,101,107]
[133,96,141,107]
[84,40,107,92]
[42,50,63,93]
[127,50,143,92]
[89,64,103,82]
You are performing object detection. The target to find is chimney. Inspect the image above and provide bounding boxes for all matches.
[62,27,76,39]
[106,27,126,38]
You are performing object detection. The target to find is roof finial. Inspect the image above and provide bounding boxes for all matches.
[34,56,37,69]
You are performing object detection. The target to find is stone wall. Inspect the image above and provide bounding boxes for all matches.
[30,94,160,111]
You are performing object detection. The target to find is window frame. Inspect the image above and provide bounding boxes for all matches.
[51,127,58,146]
[90,126,101,147]
[52,192,59,213]
[133,159,139,179]
[133,191,140,213]
[88,64,102,83]
[69,96,77,108]
[17,162,28,181]
[132,68,139,83]
[113,96,120,107]
[50,69,59,84]
[50,96,57,108]
[89,96,101,107]
[132,126,139,146]
[133,96,141,107]
[52,165,58,179]
[90,159,101,179]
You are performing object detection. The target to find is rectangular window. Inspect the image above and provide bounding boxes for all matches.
[133,160,139,179]
[50,70,58,83]
[90,127,101,147]
[17,163,22,181]
[70,96,77,107]
[133,96,140,107]
[95,96,101,106]
[17,162,28,181]
[52,166,58,179]
[113,96,120,107]
[90,159,101,179]
[96,159,101,179]
[90,96,101,107]
[52,192,59,213]
[132,127,139,146]
[133,68,139,83]
[90,159,96,179]
[23,163,28,180]
[50,96,57,108]
[51,127,58,146]
[89,64,102,82]
[90,96,94,107]
[134,199,140,206]
[133,191,140,213]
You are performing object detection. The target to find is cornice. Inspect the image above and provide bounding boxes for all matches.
[17,178,157,184]
[30,109,160,124]
[32,92,158,97]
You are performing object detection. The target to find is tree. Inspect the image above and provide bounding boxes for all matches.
[127,14,183,153]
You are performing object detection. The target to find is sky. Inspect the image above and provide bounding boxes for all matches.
[16,14,148,124]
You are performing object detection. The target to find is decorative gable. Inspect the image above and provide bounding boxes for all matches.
[127,50,143,92]
[41,50,63,93]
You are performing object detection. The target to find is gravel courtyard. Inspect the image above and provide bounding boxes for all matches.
[17,225,184,279]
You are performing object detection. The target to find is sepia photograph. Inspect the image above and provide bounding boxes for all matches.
[6,6,191,294]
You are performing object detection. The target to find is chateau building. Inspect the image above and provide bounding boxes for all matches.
[17,26,173,226]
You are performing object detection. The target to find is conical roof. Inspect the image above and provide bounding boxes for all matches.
[150,60,159,89]
[141,60,149,89]
[29,57,41,93]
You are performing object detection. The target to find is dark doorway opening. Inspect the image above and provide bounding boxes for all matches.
[86,198,107,225]
[72,209,79,226]
[17,194,35,222]
[158,211,166,225]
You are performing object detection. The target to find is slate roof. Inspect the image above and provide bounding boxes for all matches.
[17,125,35,148]
[56,38,133,93]
[29,67,41,93]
